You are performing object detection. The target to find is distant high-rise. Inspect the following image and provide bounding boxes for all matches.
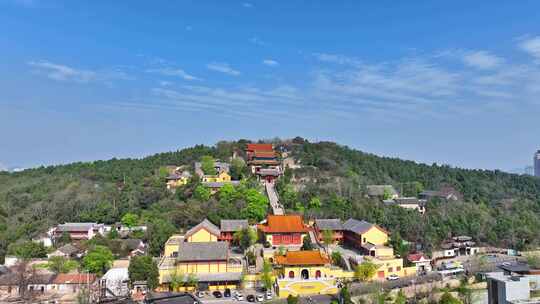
[535,150,540,177]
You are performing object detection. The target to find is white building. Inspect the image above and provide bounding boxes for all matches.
[100,268,130,298]
[487,271,540,304]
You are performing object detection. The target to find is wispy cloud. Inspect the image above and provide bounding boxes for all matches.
[146,67,201,81]
[262,59,279,67]
[206,62,241,76]
[519,36,540,62]
[313,52,362,66]
[242,2,253,8]
[28,60,132,84]
[462,51,503,69]
[249,37,267,46]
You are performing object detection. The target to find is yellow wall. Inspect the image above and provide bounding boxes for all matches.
[374,246,394,257]
[187,228,218,242]
[167,178,188,189]
[202,172,231,183]
[164,235,183,257]
[362,227,388,246]
[276,265,338,298]
[370,257,404,280]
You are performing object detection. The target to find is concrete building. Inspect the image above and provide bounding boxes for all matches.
[487,272,540,304]
[535,150,540,177]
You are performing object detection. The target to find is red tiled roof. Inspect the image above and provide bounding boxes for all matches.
[258,215,309,233]
[407,253,429,262]
[275,250,330,266]
[246,144,273,152]
[53,273,97,284]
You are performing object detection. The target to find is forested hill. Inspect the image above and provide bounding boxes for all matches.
[1,138,539,261]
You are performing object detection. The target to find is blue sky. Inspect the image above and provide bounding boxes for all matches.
[1,0,540,171]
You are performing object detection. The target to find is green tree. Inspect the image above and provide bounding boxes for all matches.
[107,229,119,240]
[439,292,462,304]
[234,227,258,252]
[128,255,160,289]
[147,219,176,256]
[322,230,333,251]
[186,273,198,288]
[241,189,269,221]
[169,270,185,291]
[261,261,273,290]
[59,231,72,245]
[394,290,406,304]
[218,183,237,203]
[301,234,314,251]
[194,185,211,201]
[287,295,299,304]
[201,155,217,175]
[354,261,378,282]
[308,196,322,209]
[82,245,114,275]
[331,251,342,266]
[339,286,353,304]
[230,158,246,180]
[121,213,139,229]
[8,241,47,260]
[47,256,79,273]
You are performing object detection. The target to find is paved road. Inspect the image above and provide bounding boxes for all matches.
[265,181,284,215]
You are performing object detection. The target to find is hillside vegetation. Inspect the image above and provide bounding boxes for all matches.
[1,138,539,261]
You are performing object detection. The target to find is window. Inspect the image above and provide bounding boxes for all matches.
[396,266,401,271]
[363,237,366,243]
[388,267,393,273]
[315,270,321,279]
[288,271,295,279]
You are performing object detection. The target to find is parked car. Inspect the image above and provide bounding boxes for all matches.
[266,291,273,300]
[502,261,512,266]
[224,288,231,297]
[197,291,205,298]
[236,293,244,301]
[213,291,223,298]
[387,274,399,281]
[256,294,265,302]
[247,295,256,302]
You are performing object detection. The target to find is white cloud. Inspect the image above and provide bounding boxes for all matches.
[262,59,279,66]
[206,62,241,76]
[242,2,253,8]
[0,162,7,172]
[146,67,201,81]
[519,36,540,62]
[249,37,266,46]
[462,51,503,69]
[159,81,172,87]
[28,60,132,84]
[313,52,362,66]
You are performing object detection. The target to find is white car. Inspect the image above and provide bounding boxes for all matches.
[197,291,205,298]
[387,274,399,281]
[502,262,512,266]
[256,294,265,302]
[266,291,273,300]
[236,293,244,301]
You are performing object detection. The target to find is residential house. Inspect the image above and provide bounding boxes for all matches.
[342,219,389,254]
[383,197,427,215]
[486,268,540,304]
[166,171,192,190]
[47,243,82,259]
[53,222,104,240]
[258,215,309,248]
[158,242,243,291]
[32,232,54,248]
[164,235,185,258]
[274,250,338,298]
[27,273,56,294]
[437,236,479,258]
[366,185,399,199]
[0,271,20,296]
[407,253,432,274]
[202,181,241,194]
[100,267,129,298]
[122,239,146,257]
[184,219,221,243]
[419,186,462,202]
[313,219,343,244]
[51,273,97,294]
[194,161,230,177]
[219,220,249,243]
